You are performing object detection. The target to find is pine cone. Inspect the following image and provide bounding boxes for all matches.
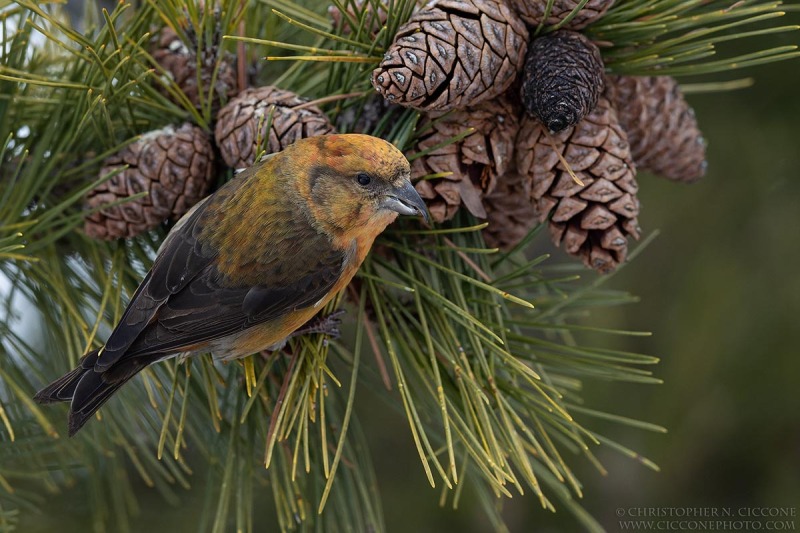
[606,75,707,183]
[214,86,336,169]
[85,123,216,240]
[371,0,528,112]
[482,170,537,249]
[412,94,519,223]
[517,97,640,273]
[521,30,604,133]
[509,0,614,30]
[152,26,239,113]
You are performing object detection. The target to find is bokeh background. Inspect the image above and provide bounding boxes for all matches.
[13,3,800,532]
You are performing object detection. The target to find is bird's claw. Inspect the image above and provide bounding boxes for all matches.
[294,309,346,340]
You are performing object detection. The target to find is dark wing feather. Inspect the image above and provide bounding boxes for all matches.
[95,196,216,370]
[118,237,346,360]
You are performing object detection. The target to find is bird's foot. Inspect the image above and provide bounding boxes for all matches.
[259,311,345,356]
[293,309,346,340]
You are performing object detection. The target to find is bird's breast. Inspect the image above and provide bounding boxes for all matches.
[207,309,315,360]
[207,237,369,360]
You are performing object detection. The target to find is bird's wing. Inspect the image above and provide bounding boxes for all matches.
[96,194,215,369]
[120,236,346,359]
[96,168,347,371]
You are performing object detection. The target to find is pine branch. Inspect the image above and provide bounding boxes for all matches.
[1,0,797,531]
[588,0,800,76]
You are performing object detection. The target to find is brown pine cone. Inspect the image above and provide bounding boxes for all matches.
[482,170,537,249]
[152,26,239,114]
[509,0,614,30]
[214,86,336,169]
[371,0,528,112]
[412,94,519,223]
[606,75,706,183]
[521,30,605,133]
[85,123,216,240]
[517,96,640,273]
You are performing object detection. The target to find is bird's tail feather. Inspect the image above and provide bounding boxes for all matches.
[34,349,141,436]
[67,369,134,437]
[33,349,101,404]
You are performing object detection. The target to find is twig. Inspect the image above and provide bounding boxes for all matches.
[348,285,391,390]
[544,130,584,187]
[264,348,300,466]
[292,91,368,110]
[443,236,492,283]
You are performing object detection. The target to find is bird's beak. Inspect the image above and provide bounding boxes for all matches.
[382,181,430,224]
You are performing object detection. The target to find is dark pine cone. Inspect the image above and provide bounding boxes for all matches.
[520,30,604,133]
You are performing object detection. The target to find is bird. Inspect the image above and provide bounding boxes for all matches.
[34,133,428,436]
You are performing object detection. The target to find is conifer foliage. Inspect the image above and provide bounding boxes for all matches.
[0,1,797,531]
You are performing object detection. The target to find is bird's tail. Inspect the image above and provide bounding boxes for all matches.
[34,349,101,405]
[34,349,137,436]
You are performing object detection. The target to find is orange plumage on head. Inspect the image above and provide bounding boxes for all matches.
[35,134,428,436]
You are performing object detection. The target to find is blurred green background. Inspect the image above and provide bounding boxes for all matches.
[15,4,800,533]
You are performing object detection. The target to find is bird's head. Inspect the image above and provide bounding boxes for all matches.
[288,134,429,237]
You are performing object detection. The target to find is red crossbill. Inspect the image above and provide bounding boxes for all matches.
[35,134,427,436]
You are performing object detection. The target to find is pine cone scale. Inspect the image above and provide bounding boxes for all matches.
[563,144,600,171]
[563,224,588,253]
[551,173,590,197]
[579,178,623,202]
[608,193,639,218]
[614,173,639,194]
[553,197,587,222]
[590,151,628,181]
[452,16,481,48]
[482,14,508,56]
[581,204,616,230]
[397,47,422,76]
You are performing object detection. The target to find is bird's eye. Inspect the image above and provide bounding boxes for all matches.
[356,173,372,186]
